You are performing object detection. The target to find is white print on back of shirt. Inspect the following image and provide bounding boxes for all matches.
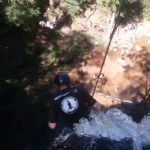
[54,92,70,100]
[54,88,78,101]
[61,96,78,114]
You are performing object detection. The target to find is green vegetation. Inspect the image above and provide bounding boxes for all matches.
[4,0,40,31]
[60,65,68,72]
[142,0,150,20]
[98,37,104,45]
[63,0,86,17]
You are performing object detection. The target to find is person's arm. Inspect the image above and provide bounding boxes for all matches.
[92,101,101,110]
[48,100,57,129]
[82,88,101,111]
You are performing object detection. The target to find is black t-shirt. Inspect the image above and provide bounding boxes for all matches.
[48,87,96,127]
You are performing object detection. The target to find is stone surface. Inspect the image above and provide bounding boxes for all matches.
[135,45,142,51]
[129,62,134,68]
[113,48,118,51]
[127,42,133,51]
[116,58,128,68]
[125,49,131,56]
[50,133,134,150]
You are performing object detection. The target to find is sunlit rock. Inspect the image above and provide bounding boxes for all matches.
[135,45,142,51]
[116,58,128,67]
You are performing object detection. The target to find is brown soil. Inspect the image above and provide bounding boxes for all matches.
[67,35,150,107]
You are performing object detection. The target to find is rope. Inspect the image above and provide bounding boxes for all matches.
[92,0,125,97]
[89,90,150,110]
[90,90,133,104]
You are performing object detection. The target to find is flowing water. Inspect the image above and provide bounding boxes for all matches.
[53,108,150,150]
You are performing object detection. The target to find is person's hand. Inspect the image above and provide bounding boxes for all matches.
[48,121,56,129]
[92,102,101,110]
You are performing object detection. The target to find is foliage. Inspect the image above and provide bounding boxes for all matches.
[60,65,68,72]
[98,37,104,45]
[45,10,57,20]
[61,0,86,17]
[5,0,40,31]
[142,0,150,20]
[97,0,146,24]
[41,33,92,67]
[96,0,120,24]
[98,0,120,12]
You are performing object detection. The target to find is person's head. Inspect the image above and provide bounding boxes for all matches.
[54,72,70,90]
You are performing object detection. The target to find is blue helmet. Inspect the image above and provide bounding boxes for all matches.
[54,72,70,85]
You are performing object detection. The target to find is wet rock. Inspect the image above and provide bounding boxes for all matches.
[49,133,134,150]
[135,45,142,51]
[56,53,74,63]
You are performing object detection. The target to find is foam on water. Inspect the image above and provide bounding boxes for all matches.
[54,108,150,150]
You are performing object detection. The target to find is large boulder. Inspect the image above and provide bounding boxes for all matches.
[56,53,74,63]
[116,58,134,71]
[49,133,134,150]
[135,45,142,51]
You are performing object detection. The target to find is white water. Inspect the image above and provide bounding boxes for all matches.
[54,108,150,150]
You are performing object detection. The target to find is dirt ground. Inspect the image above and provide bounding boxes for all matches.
[66,34,150,107]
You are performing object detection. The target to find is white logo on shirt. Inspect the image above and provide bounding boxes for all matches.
[54,92,70,100]
[61,96,78,114]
